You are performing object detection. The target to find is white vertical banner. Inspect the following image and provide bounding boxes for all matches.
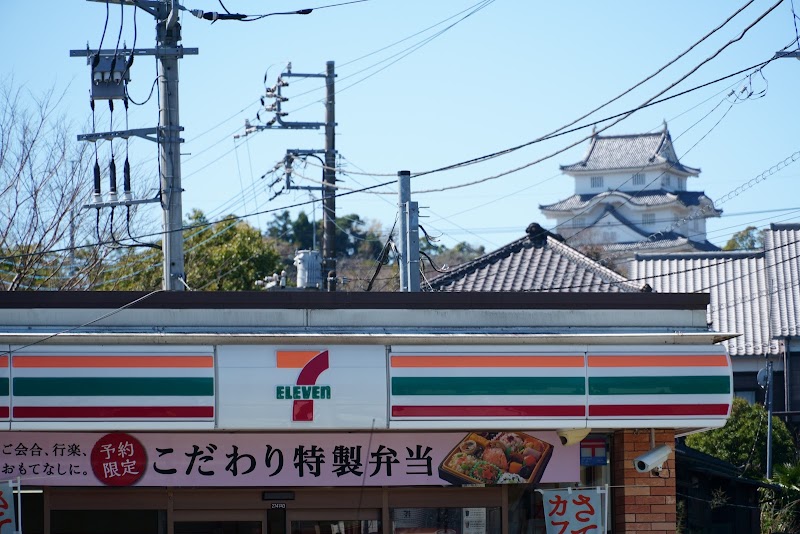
[0,480,17,534]
[538,486,606,534]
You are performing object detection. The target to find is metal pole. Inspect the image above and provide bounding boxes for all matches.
[397,170,411,292]
[158,3,185,291]
[323,60,337,291]
[767,359,774,479]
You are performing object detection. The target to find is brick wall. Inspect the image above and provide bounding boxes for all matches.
[612,429,677,533]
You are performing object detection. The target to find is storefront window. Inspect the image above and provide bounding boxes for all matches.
[291,519,380,534]
[175,521,261,534]
[391,507,501,534]
[51,509,166,534]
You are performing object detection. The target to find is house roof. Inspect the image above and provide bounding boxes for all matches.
[427,223,642,293]
[630,224,800,356]
[631,249,769,356]
[675,442,775,488]
[540,190,718,213]
[560,127,700,175]
[764,223,800,338]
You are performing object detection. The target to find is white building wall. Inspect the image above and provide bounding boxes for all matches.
[574,171,686,195]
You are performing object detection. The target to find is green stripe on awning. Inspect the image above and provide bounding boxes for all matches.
[0,378,8,396]
[392,376,585,396]
[589,376,730,395]
[13,377,213,397]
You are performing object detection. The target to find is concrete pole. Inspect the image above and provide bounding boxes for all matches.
[157,6,185,291]
[323,61,337,291]
[397,170,411,292]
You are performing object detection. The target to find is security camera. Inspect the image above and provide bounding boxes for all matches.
[633,445,672,473]
[556,428,591,446]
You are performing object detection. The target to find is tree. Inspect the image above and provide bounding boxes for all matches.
[723,226,765,251]
[109,210,282,290]
[686,397,796,479]
[0,80,103,290]
[0,78,154,291]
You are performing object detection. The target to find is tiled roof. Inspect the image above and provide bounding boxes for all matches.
[560,128,700,175]
[540,190,716,212]
[630,224,800,356]
[602,236,720,254]
[765,223,800,338]
[427,223,642,293]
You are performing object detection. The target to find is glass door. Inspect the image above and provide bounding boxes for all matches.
[174,521,262,534]
[287,509,382,534]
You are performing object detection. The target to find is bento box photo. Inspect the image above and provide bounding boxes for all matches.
[438,431,553,486]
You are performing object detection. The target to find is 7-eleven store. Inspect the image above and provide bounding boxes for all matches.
[0,292,733,534]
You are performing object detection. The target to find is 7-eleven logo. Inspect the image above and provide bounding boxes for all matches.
[276,350,331,422]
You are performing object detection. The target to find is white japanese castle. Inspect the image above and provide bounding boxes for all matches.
[541,124,721,256]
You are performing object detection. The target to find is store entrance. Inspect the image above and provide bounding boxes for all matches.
[287,509,382,534]
[174,521,263,534]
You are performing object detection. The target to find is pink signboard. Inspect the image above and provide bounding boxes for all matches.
[0,431,579,487]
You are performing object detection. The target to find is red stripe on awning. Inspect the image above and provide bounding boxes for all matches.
[13,406,214,418]
[392,405,585,417]
[588,404,730,417]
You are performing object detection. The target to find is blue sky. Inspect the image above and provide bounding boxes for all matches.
[3,0,800,253]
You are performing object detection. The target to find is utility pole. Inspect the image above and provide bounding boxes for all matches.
[397,170,420,292]
[239,61,338,290]
[73,0,196,291]
[398,171,410,292]
[158,1,187,291]
[323,61,337,291]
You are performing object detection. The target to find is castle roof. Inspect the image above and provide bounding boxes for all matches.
[560,128,700,176]
[540,189,719,213]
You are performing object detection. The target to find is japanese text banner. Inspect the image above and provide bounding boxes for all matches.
[0,431,579,487]
[539,488,603,534]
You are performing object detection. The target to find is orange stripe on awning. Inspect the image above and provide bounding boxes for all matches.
[12,355,214,368]
[390,355,585,368]
[588,355,729,367]
[0,355,7,367]
[276,351,322,369]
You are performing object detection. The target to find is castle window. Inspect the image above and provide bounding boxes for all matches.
[632,173,645,186]
[642,213,656,226]
[661,175,672,188]
[602,231,617,242]
[591,176,604,188]
[573,217,585,228]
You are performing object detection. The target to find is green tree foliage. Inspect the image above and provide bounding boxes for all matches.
[761,461,800,533]
[686,397,796,479]
[266,211,382,259]
[107,210,281,291]
[723,226,765,251]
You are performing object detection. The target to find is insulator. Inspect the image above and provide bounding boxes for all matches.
[109,158,117,193]
[123,98,129,111]
[93,161,101,195]
[90,100,95,112]
[123,158,131,193]
[108,100,114,112]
